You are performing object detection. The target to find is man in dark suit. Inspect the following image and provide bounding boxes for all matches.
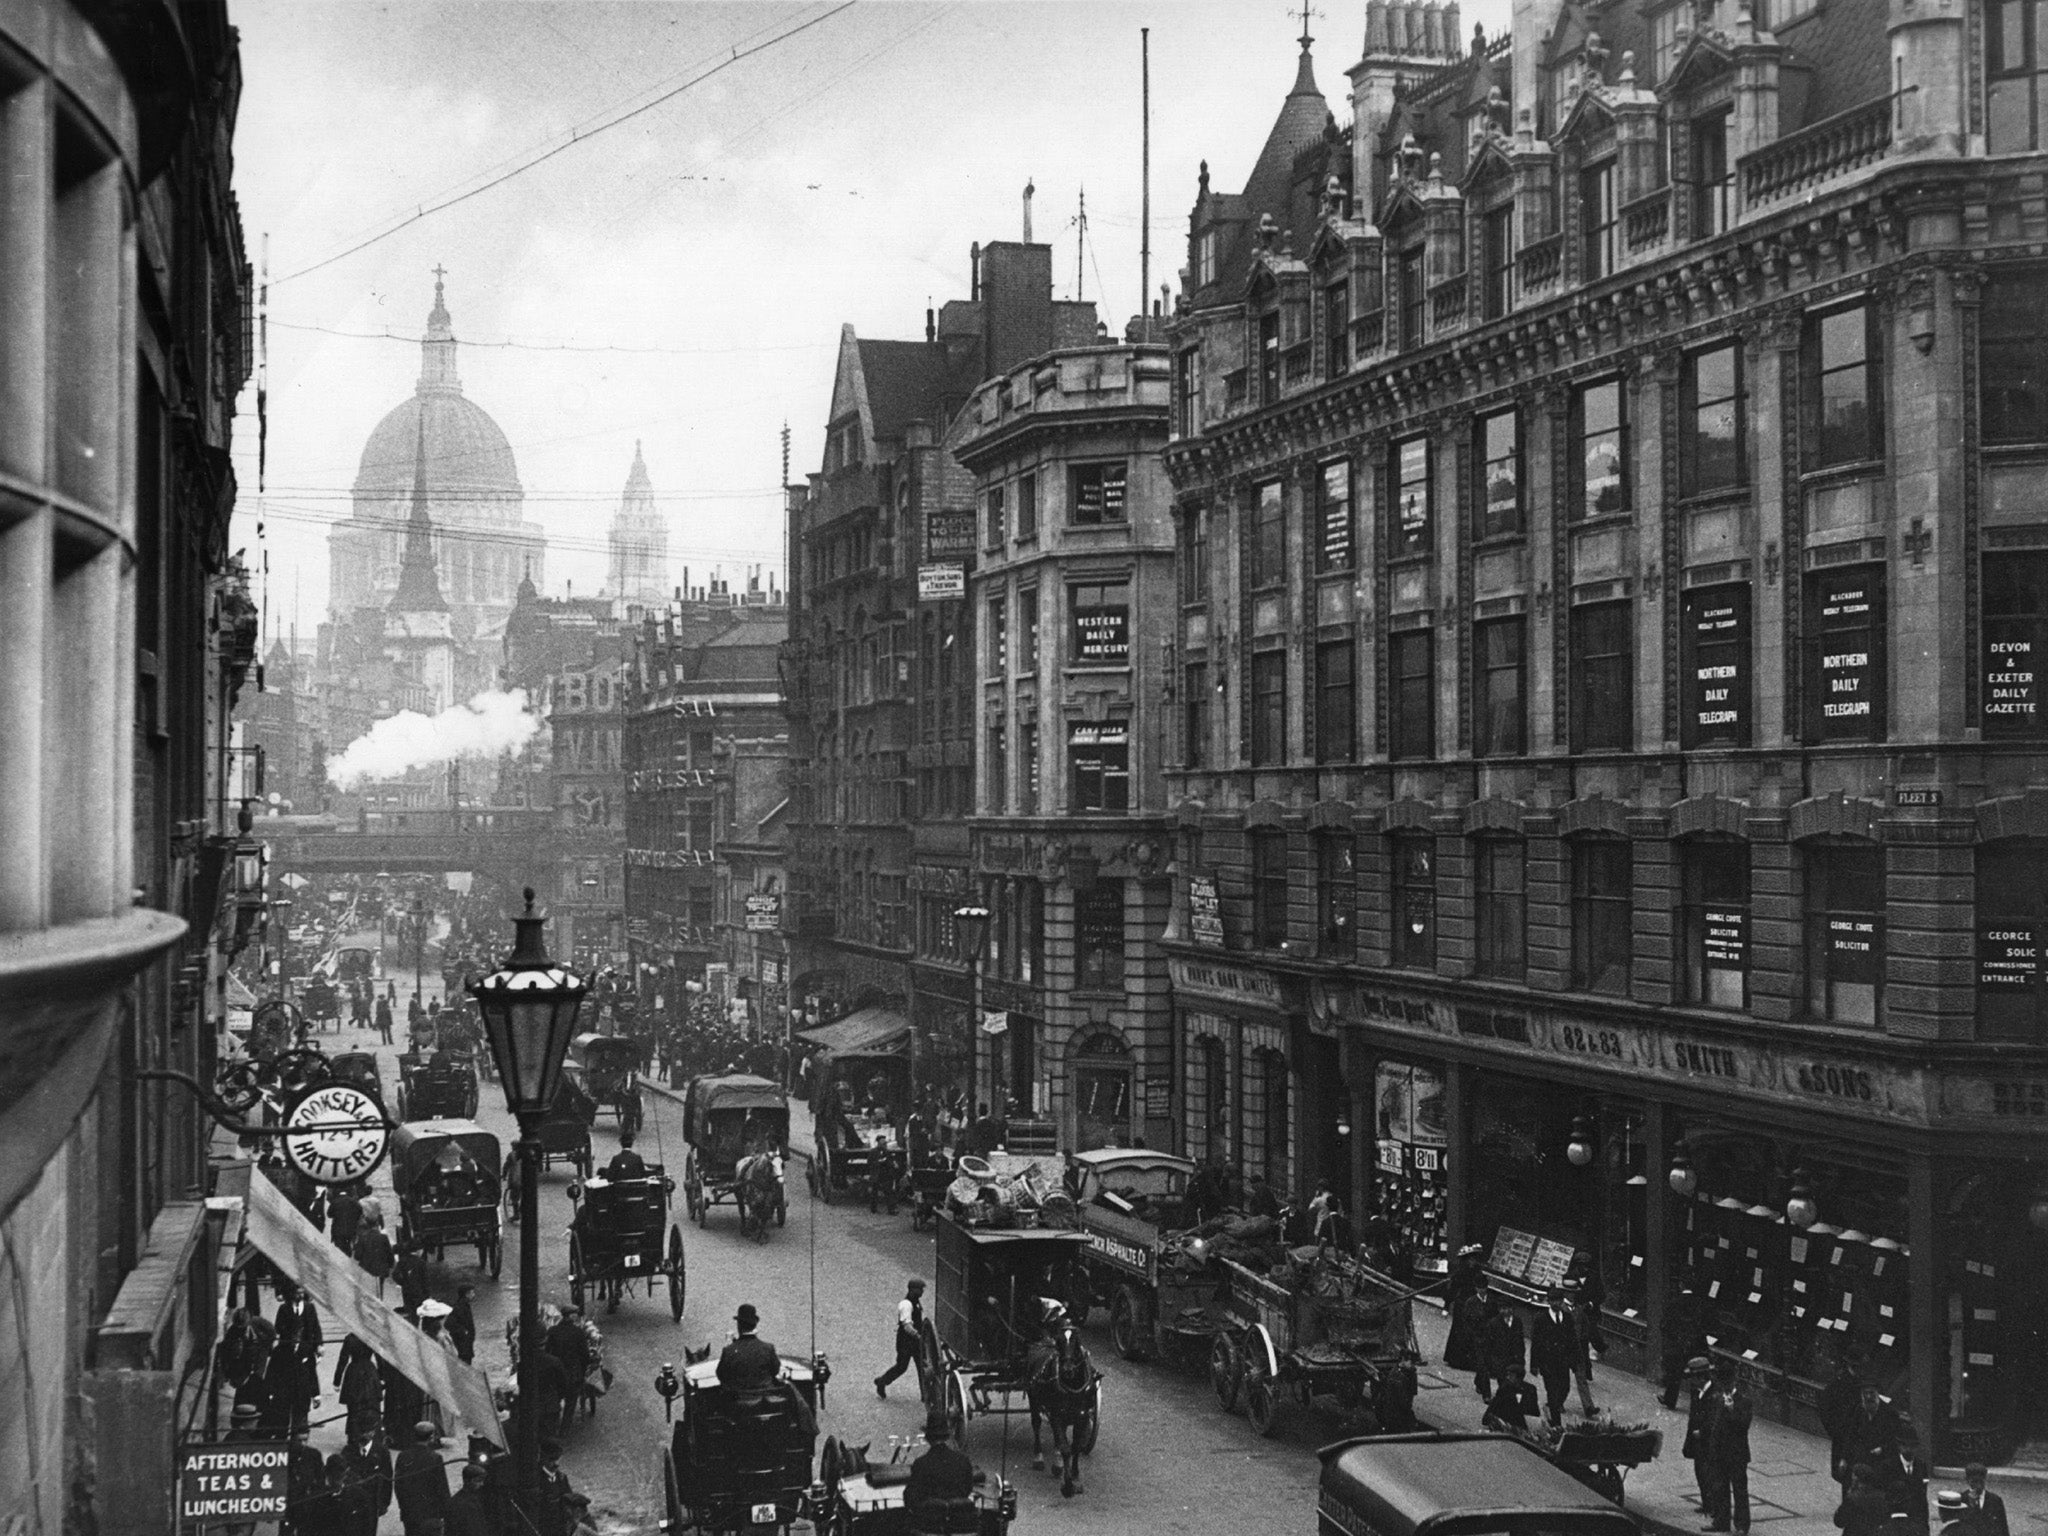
[393,1422,451,1536]
[1680,1357,1720,1526]
[716,1304,781,1389]
[1481,1363,1541,1437]
[1530,1284,1593,1426]
[903,1409,977,1518]
[446,1463,495,1536]
[1961,1463,2010,1536]
[448,1283,477,1365]
[1702,1360,1753,1534]
[603,1131,647,1181]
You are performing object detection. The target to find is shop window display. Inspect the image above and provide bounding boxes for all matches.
[1670,1118,1910,1392]
[1373,1061,1449,1277]
[1944,1167,2048,1463]
[1468,1075,1607,1300]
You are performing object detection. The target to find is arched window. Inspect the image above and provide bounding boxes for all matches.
[1199,1035,1228,1164]
[1258,1046,1290,1189]
[1072,1031,1133,1152]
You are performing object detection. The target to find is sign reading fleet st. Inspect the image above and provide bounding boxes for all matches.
[281,1082,390,1187]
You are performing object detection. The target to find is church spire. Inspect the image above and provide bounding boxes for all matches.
[390,411,449,613]
[417,265,462,396]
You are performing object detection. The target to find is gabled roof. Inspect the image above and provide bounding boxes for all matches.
[855,338,954,441]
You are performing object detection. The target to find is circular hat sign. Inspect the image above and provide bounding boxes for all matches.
[281,1081,390,1186]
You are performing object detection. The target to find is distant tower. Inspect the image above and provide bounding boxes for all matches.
[385,413,457,712]
[607,440,669,604]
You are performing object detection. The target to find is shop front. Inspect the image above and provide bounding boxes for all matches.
[1169,953,1307,1195]
[1318,975,2048,1461]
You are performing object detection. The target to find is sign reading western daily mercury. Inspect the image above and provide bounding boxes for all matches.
[180,1443,289,1524]
[1072,603,1129,663]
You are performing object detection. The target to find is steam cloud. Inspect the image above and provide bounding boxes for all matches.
[327,689,541,790]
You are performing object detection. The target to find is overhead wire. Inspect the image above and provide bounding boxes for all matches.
[273,1,861,286]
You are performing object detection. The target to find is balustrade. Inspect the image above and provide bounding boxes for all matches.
[1740,97,1891,206]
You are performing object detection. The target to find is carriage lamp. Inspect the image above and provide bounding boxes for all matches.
[1668,1148,1698,1197]
[471,888,587,1121]
[654,1362,681,1422]
[1786,1170,1819,1229]
[1566,1116,1595,1168]
[233,801,266,903]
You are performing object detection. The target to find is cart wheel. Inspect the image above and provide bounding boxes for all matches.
[1073,1384,1101,1455]
[943,1373,968,1450]
[1246,1372,1281,1438]
[1210,1333,1243,1413]
[1110,1287,1152,1362]
[568,1234,586,1312]
[917,1319,943,1407]
[667,1226,685,1322]
[805,1160,820,1200]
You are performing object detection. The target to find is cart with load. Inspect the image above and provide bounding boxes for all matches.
[654,1348,826,1535]
[681,1074,789,1238]
[1316,1432,1638,1536]
[539,1073,597,1176]
[1048,1149,1223,1362]
[570,1031,645,1134]
[566,1168,684,1318]
[1209,1246,1421,1439]
[391,1119,502,1276]
[919,1211,1101,1474]
[397,1050,478,1121]
[1536,1416,1665,1504]
[797,1008,912,1211]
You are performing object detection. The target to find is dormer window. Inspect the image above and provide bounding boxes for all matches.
[1691,110,1733,238]
[1482,203,1514,320]
[1648,4,1684,87]
[1259,309,1282,404]
[1324,277,1350,380]
[1399,246,1427,350]
[1197,229,1219,288]
[1581,159,1618,281]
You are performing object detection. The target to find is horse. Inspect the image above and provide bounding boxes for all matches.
[735,1150,784,1241]
[1023,1320,1098,1498]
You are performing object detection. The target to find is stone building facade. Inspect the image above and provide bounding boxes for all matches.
[955,337,1179,1150]
[1164,0,2048,1460]
[0,3,254,1531]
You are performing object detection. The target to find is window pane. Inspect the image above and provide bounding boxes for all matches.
[1819,308,1866,369]
[1476,617,1525,757]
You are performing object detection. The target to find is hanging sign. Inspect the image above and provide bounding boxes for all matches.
[744,893,782,932]
[979,1010,1010,1036]
[280,1081,390,1187]
[1188,872,1225,949]
[918,563,966,600]
[180,1443,289,1524]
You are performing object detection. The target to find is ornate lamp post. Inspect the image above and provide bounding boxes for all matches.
[953,903,992,1112]
[411,894,429,1007]
[470,889,586,1519]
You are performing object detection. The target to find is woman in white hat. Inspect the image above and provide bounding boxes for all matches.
[415,1299,458,1441]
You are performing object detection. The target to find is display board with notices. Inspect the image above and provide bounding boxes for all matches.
[1525,1237,1577,1291]
[1489,1226,1538,1280]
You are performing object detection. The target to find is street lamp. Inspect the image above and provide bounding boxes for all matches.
[470,888,587,1525]
[953,904,992,1112]
[410,895,429,1008]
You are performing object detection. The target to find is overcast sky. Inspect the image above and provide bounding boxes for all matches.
[228,0,1512,637]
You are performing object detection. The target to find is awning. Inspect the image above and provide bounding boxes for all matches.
[240,1169,505,1446]
[797,1006,911,1058]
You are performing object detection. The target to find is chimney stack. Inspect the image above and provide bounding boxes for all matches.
[1023,179,1035,242]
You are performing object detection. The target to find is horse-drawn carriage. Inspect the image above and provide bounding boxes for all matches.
[681,1074,789,1239]
[566,1169,685,1319]
[919,1212,1101,1497]
[391,1119,502,1276]
[1208,1247,1420,1439]
[798,1009,913,1211]
[300,976,342,1032]
[539,1074,597,1177]
[327,1050,388,1111]
[655,1349,825,1535]
[396,1050,478,1121]
[570,1032,645,1134]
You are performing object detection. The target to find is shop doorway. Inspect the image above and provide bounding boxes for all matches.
[1945,1170,2048,1466]
[1071,1030,1134,1151]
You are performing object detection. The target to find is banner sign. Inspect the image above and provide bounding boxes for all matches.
[1813,569,1884,739]
[1072,602,1129,664]
[1683,584,1750,748]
